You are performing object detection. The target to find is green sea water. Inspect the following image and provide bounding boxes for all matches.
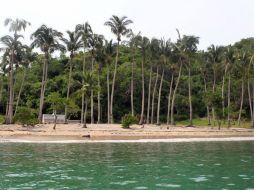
[0,141,254,190]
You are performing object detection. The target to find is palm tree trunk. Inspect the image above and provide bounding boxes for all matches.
[139,53,145,125]
[247,66,253,121]
[167,74,174,125]
[227,74,231,128]
[237,79,244,127]
[107,64,110,124]
[203,75,211,125]
[65,56,73,123]
[6,49,15,124]
[151,67,159,124]
[83,97,88,128]
[81,54,86,124]
[38,52,49,122]
[131,53,135,116]
[156,69,164,125]
[212,68,216,127]
[14,68,26,116]
[97,70,101,124]
[171,62,183,125]
[222,75,225,120]
[252,84,254,127]
[53,110,57,130]
[146,64,152,124]
[188,66,193,126]
[91,58,94,124]
[110,41,119,123]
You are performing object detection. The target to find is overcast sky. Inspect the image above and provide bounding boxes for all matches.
[0,0,253,50]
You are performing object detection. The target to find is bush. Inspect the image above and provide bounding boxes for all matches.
[0,115,4,124]
[121,114,138,129]
[14,107,38,125]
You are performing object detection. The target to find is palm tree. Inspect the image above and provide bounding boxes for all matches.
[200,52,212,125]
[170,30,184,125]
[1,18,30,124]
[236,49,249,126]
[150,39,160,124]
[157,38,172,125]
[14,46,37,116]
[103,40,115,124]
[75,22,92,125]
[88,33,104,124]
[207,45,224,126]
[128,31,141,117]
[0,34,24,124]
[224,46,236,128]
[139,36,150,125]
[62,30,82,123]
[31,25,65,122]
[181,35,199,126]
[91,34,104,124]
[105,15,133,123]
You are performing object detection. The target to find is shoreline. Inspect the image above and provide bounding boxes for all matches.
[1,123,254,143]
[1,137,254,144]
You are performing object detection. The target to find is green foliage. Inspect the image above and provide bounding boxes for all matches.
[121,114,138,128]
[0,115,5,124]
[13,107,38,125]
[46,92,65,113]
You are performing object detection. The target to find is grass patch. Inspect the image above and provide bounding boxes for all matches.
[176,118,253,128]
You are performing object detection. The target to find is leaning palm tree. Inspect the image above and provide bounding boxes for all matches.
[1,18,30,124]
[14,46,37,116]
[170,30,184,125]
[31,25,65,122]
[156,38,172,125]
[62,30,82,123]
[104,15,133,123]
[0,34,24,124]
[75,22,92,125]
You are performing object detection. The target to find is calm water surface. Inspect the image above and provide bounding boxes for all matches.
[0,141,254,189]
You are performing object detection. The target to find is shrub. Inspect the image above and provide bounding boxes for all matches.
[14,107,38,125]
[121,114,138,129]
[0,115,4,124]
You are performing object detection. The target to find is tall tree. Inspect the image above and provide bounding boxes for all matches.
[224,46,236,128]
[31,25,65,122]
[156,39,172,125]
[181,35,199,126]
[105,15,133,123]
[88,33,104,124]
[236,49,249,126]
[1,18,30,124]
[62,30,82,123]
[75,22,92,125]
[207,45,224,126]
[138,36,150,125]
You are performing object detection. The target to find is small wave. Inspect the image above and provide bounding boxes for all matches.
[156,183,181,188]
[190,176,208,182]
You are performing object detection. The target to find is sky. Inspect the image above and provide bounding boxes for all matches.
[0,0,254,50]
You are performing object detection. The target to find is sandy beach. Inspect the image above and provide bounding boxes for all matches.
[0,124,254,142]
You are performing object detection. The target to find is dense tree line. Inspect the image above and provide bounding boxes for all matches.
[1,16,254,128]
